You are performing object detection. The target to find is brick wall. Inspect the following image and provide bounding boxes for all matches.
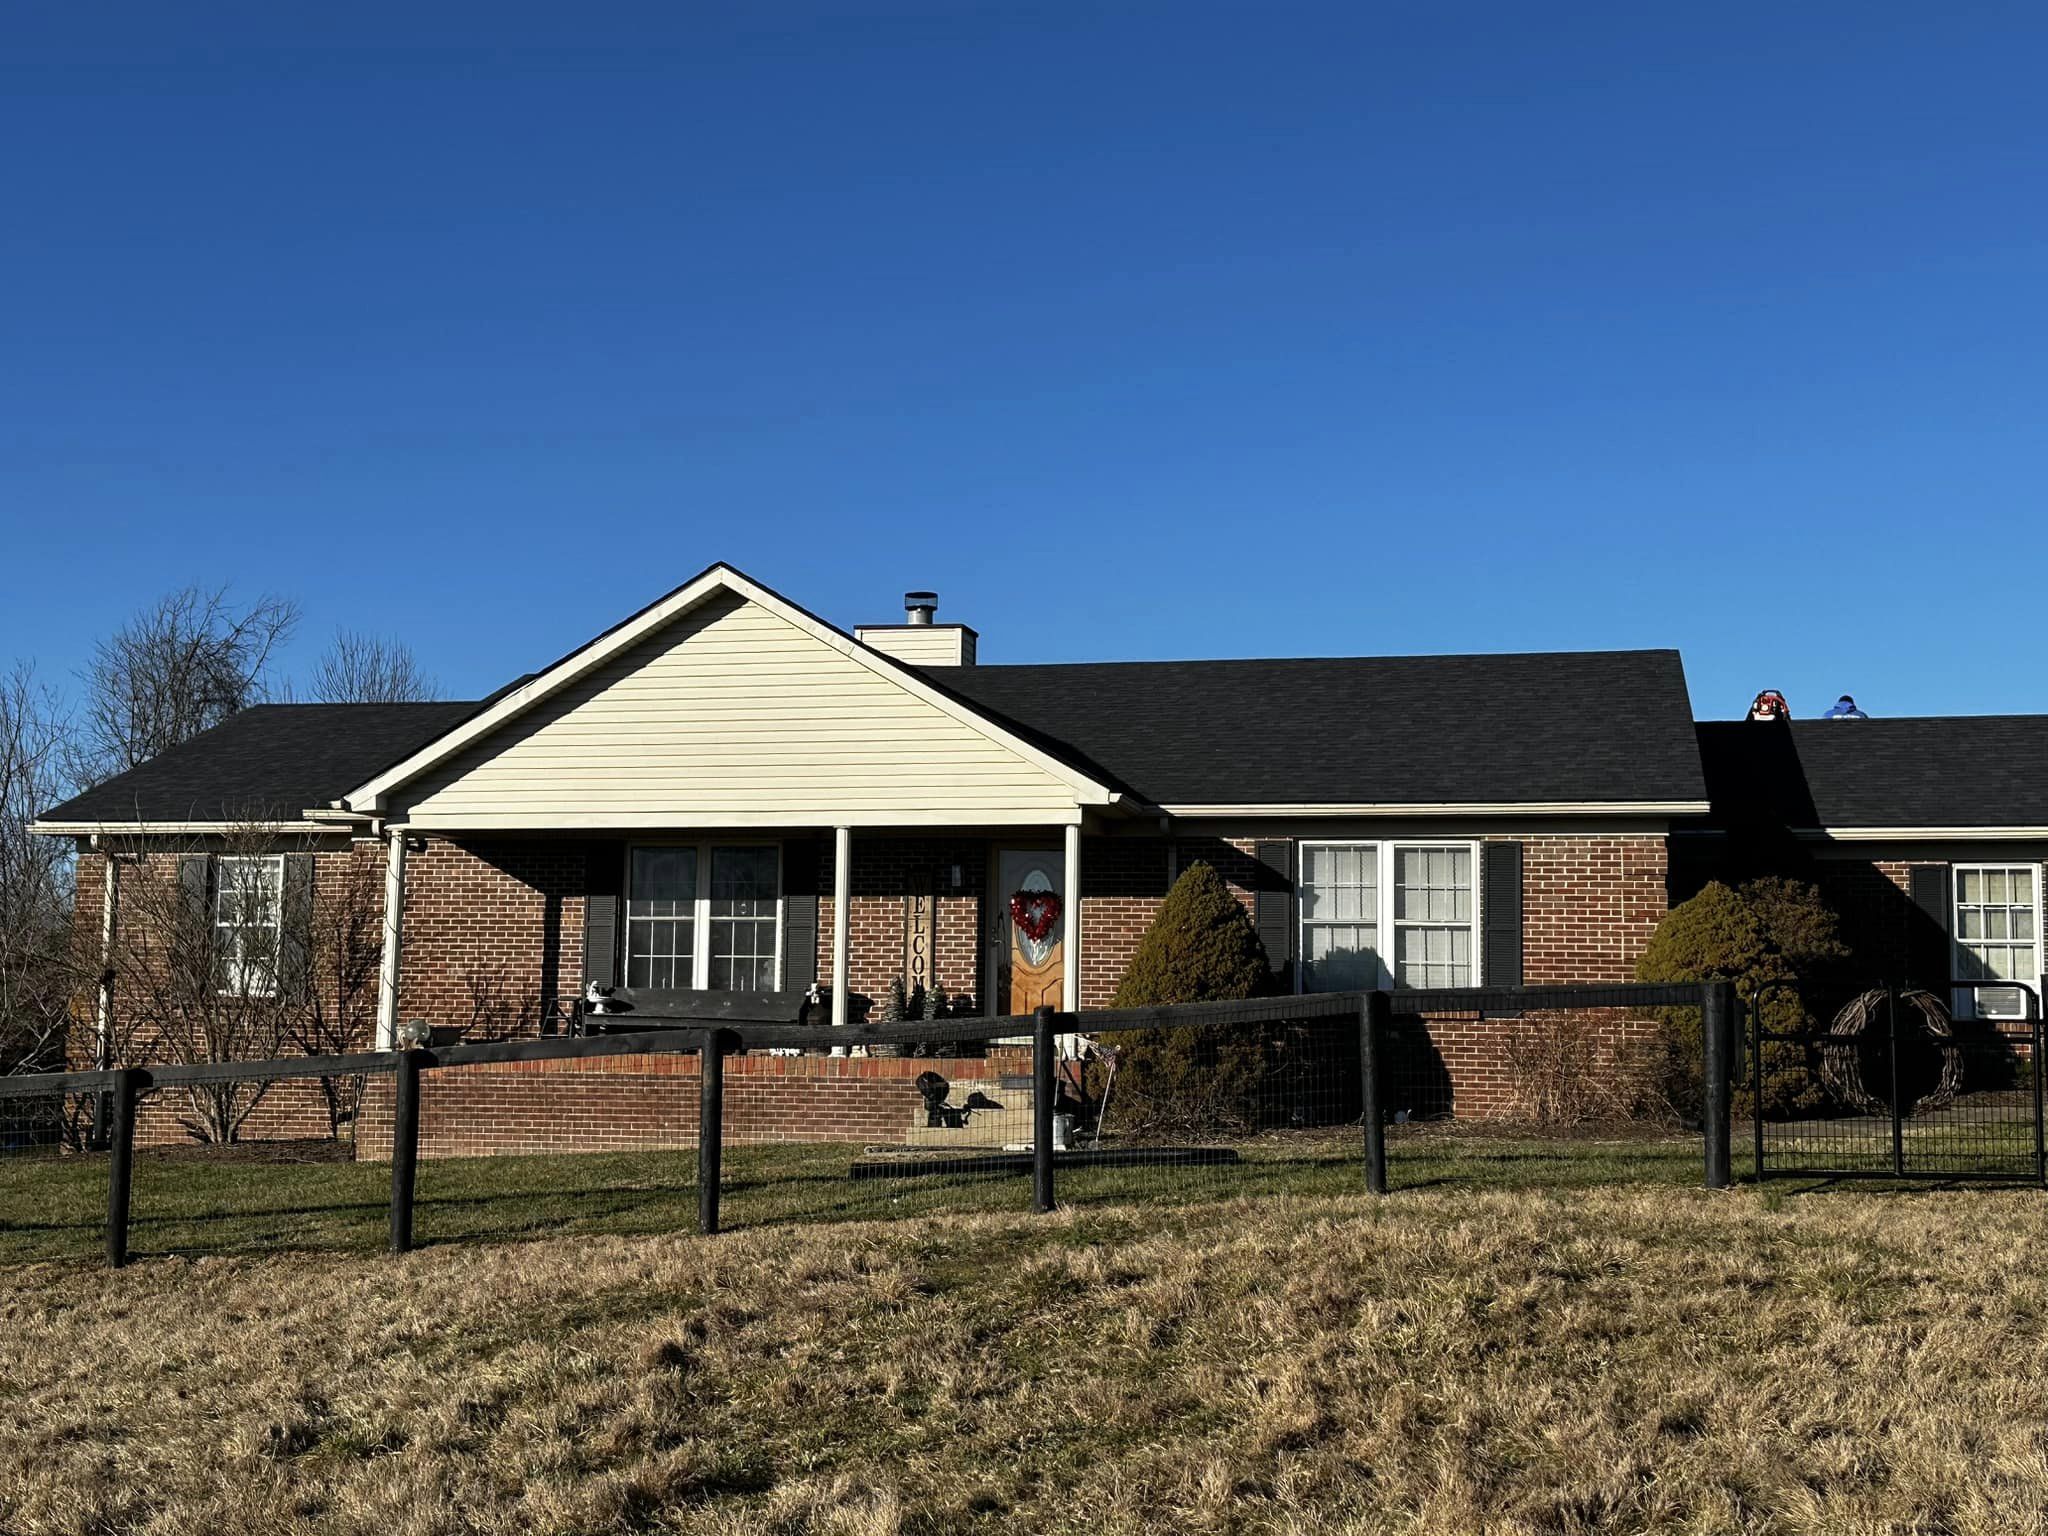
[1516,835,1669,984]
[811,837,989,1013]
[399,838,586,1035]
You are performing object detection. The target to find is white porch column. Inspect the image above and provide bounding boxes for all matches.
[1062,821,1082,1014]
[831,825,852,1030]
[95,849,120,1068]
[376,829,408,1049]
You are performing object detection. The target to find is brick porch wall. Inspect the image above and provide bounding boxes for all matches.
[354,1049,1035,1161]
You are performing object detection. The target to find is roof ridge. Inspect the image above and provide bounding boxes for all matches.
[962,648,1684,671]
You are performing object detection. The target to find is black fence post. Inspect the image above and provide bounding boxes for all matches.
[104,1067,143,1269]
[1361,990,1388,1195]
[389,1049,422,1254]
[1701,979,1734,1190]
[1887,987,1906,1178]
[698,1027,725,1235]
[1033,1006,1056,1213]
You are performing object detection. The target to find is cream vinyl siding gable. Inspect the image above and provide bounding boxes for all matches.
[393,593,1083,828]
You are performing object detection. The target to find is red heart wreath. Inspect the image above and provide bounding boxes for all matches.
[1009,891,1062,944]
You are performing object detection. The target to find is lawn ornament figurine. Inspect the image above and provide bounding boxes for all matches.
[913,1070,1003,1129]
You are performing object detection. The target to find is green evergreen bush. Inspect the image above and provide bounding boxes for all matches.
[1093,861,1276,1137]
[1635,877,1849,1118]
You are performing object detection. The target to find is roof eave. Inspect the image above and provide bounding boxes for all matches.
[1160,799,1711,818]
[1797,825,2048,842]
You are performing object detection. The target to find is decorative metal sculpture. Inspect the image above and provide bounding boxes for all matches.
[1817,987,1964,1116]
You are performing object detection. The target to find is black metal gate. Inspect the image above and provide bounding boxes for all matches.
[1750,980,2046,1183]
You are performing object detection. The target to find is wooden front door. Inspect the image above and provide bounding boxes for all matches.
[998,849,1065,1014]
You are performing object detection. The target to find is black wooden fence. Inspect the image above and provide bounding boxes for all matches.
[0,981,1735,1267]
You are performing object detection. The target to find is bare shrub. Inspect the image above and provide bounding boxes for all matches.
[1498,1012,1663,1125]
[281,849,385,1138]
[106,825,383,1143]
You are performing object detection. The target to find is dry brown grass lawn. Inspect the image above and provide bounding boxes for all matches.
[4,1183,2048,1534]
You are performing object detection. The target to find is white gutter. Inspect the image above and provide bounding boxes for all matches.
[1159,800,1712,818]
[1797,826,2048,842]
[30,820,330,838]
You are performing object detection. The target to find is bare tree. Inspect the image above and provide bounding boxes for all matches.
[0,664,87,1084]
[103,824,387,1144]
[76,586,299,783]
[281,848,385,1138]
[309,629,439,704]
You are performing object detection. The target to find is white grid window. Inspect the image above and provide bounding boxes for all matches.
[1300,842,1479,992]
[1300,843,1381,992]
[625,844,781,991]
[626,847,698,989]
[709,846,780,991]
[215,855,284,997]
[1394,846,1474,989]
[1954,864,2040,1021]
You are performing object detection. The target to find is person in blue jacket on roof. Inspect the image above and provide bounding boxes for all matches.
[1824,694,1868,719]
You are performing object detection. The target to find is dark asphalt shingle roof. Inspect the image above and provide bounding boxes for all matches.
[38,649,1708,826]
[40,703,479,825]
[1698,717,2048,830]
[935,650,1706,807]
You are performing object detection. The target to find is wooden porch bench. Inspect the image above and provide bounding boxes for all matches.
[578,986,825,1041]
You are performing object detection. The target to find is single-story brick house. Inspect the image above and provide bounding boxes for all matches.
[32,563,2046,1150]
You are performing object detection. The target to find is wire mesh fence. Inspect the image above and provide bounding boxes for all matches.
[0,1086,107,1265]
[407,1057,703,1248]
[802,1001,1375,1221]
[0,981,1786,1268]
[1749,981,2046,1182]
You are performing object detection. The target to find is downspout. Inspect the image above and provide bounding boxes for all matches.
[376,828,408,1050]
[95,844,119,1069]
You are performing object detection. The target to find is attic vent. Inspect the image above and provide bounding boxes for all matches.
[855,589,978,667]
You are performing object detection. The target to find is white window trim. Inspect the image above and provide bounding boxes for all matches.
[1296,840,1482,993]
[1951,861,2043,1022]
[215,853,285,998]
[625,841,784,992]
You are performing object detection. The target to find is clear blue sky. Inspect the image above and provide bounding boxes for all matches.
[3,3,2043,722]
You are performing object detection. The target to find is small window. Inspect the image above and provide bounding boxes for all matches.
[1954,864,2040,1020]
[1300,841,1478,992]
[624,843,781,991]
[215,855,284,997]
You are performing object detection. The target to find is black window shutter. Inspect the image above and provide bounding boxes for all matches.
[781,838,820,994]
[1909,864,1952,990]
[178,854,214,992]
[583,841,624,991]
[280,853,316,1003]
[1252,841,1296,988]
[1482,841,1524,989]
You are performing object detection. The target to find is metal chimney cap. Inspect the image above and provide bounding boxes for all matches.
[903,590,939,625]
